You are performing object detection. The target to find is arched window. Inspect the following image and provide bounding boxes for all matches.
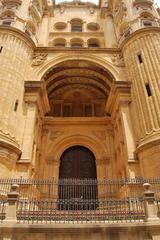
[88,38,100,48]
[54,38,66,47]
[54,22,67,30]
[71,18,83,32]
[70,38,83,48]
[87,22,100,31]
[140,11,154,27]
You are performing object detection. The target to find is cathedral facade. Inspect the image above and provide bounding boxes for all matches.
[0,0,160,239]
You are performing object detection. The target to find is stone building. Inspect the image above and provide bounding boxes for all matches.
[0,0,160,239]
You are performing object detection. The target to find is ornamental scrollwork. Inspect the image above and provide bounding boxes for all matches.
[32,52,48,66]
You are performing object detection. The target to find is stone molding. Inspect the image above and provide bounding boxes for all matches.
[24,81,50,117]
[120,27,160,51]
[0,140,21,163]
[105,81,131,119]
[136,134,160,154]
[0,26,35,49]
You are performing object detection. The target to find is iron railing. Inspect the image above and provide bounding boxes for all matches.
[0,177,159,199]
[0,200,7,222]
[0,178,159,223]
[17,198,145,223]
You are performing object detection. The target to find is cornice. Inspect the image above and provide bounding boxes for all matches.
[24,81,50,116]
[105,81,131,118]
[49,31,104,37]
[120,27,160,51]
[136,131,160,154]
[44,116,111,126]
[1,220,160,232]
[34,47,121,54]
[0,26,36,49]
[0,140,21,159]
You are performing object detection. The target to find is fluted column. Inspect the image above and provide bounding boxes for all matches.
[123,31,160,145]
[122,29,160,177]
[0,27,34,176]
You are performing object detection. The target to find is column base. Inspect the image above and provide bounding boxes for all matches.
[0,135,21,178]
[136,132,160,178]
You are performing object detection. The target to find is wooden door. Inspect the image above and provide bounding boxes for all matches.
[59,146,97,179]
[58,146,98,210]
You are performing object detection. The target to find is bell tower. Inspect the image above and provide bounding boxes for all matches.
[0,0,52,177]
[110,0,160,177]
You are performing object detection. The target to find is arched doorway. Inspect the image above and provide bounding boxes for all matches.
[58,146,98,210]
[59,145,97,179]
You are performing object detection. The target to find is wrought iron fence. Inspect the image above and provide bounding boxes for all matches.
[0,177,159,223]
[0,200,7,222]
[0,177,158,200]
[17,198,145,223]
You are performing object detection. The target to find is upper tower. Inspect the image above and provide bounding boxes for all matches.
[107,0,160,177]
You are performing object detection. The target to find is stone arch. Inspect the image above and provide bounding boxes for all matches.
[46,134,109,179]
[47,134,108,165]
[35,54,120,81]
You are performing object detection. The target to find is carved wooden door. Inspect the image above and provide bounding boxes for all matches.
[59,146,97,179]
[58,146,98,210]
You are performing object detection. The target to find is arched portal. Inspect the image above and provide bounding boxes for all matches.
[59,145,97,179]
[58,146,98,210]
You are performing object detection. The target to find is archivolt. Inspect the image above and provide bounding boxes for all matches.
[35,53,120,81]
[47,134,108,164]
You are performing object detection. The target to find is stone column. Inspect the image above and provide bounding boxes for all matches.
[38,11,50,46]
[106,81,136,179]
[151,235,160,240]
[5,184,19,222]
[103,11,117,48]
[20,103,37,162]
[0,27,33,176]
[120,104,140,178]
[2,233,13,240]
[97,158,107,179]
[122,30,160,177]
[143,183,159,222]
[17,81,49,177]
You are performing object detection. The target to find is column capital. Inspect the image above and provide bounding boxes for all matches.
[105,81,131,118]
[24,81,50,117]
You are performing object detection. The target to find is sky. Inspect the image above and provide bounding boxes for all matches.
[56,0,160,6]
[155,0,160,6]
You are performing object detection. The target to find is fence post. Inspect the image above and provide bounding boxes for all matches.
[143,183,159,222]
[5,184,19,222]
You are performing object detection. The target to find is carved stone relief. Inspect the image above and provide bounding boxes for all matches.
[32,52,48,66]
[111,54,125,67]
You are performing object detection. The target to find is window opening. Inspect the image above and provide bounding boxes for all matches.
[88,43,99,48]
[145,84,152,97]
[14,100,19,112]
[0,46,3,53]
[54,43,65,47]
[63,104,72,117]
[138,54,143,64]
[2,21,12,26]
[71,19,83,32]
[143,20,152,27]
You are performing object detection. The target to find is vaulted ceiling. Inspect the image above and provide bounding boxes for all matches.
[43,60,114,101]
